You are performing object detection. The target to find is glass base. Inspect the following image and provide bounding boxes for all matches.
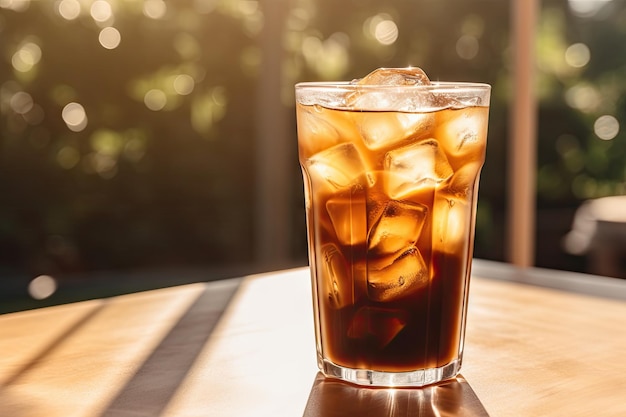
[320,358,462,387]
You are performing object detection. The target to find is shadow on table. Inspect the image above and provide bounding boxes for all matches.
[303,373,489,417]
[97,279,240,417]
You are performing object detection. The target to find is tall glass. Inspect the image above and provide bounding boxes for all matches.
[296,71,490,387]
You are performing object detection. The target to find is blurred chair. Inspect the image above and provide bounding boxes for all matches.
[563,195,626,278]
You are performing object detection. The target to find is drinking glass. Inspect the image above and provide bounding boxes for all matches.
[296,69,490,387]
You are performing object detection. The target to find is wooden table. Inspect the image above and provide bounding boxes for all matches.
[1,260,626,417]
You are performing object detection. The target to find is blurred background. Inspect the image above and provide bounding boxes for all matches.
[1,0,625,313]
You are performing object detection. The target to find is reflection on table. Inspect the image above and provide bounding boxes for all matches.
[304,373,488,417]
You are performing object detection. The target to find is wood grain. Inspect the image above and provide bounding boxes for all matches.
[463,278,626,417]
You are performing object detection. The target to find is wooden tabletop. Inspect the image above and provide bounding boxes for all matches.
[1,261,626,417]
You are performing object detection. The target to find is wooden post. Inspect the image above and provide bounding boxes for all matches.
[508,0,538,268]
[255,0,291,270]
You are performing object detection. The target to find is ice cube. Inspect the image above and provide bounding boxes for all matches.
[384,139,454,199]
[347,306,408,348]
[326,189,367,246]
[432,196,472,252]
[306,143,372,192]
[368,200,428,255]
[347,68,435,112]
[363,185,389,225]
[319,244,354,309]
[296,104,357,159]
[352,111,435,150]
[434,107,488,166]
[353,67,431,86]
[443,161,483,197]
[367,246,428,302]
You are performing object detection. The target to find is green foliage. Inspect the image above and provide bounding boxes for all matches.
[536,0,626,203]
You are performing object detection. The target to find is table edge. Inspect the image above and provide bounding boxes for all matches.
[471,258,626,301]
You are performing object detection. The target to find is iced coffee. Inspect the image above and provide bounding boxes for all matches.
[296,68,490,387]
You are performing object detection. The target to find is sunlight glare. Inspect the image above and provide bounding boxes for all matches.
[58,0,81,20]
[99,27,121,49]
[62,102,88,132]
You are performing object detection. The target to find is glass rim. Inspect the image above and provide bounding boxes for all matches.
[295,80,491,92]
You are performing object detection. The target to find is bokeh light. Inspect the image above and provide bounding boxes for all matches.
[124,136,147,162]
[364,13,399,46]
[91,0,113,23]
[456,35,479,60]
[192,0,218,14]
[28,275,57,300]
[11,41,42,73]
[62,102,88,132]
[143,0,166,19]
[300,33,349,79]
[594,115,619,140]
[191,87,227,135]
[144,89,167,111]
[240,46,261,76]
[22,104,45,125]
[286,6,310,32]
[564,84,601,113]
[10,91,34,114]
[461,14,485,38]
[565,43,590,68]
[173,33,201,60]
[57,146,81,169]
[91,129,123,157]
[99,27,121,49]
[556,134,585,174]
[173,74,195,95]
[85,130,122,178]
[374,19,398,45]
[83,152,117,178]
[57,0,81,20]
[568,0,613,18]
[0,0,30,12]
